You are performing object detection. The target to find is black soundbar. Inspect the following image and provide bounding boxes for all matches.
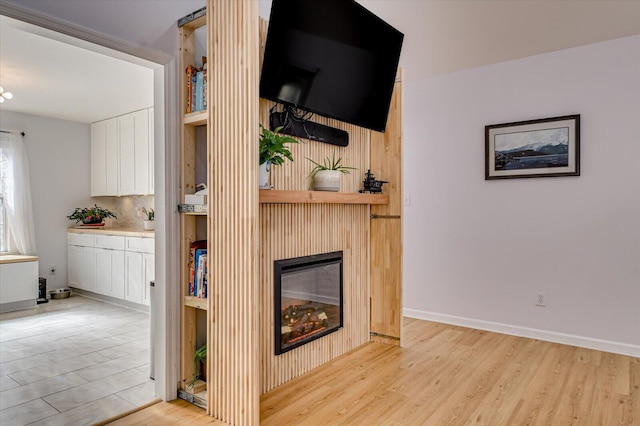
[270,111,349,147]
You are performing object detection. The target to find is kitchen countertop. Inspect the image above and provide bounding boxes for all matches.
[67,227,155,238]
[0,255,39,264]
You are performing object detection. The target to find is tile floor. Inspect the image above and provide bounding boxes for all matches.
[0,295,155,426]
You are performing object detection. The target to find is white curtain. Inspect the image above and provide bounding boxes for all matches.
[0,131,37,255]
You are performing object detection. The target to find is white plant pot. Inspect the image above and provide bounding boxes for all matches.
[313,170,341,192]
[259,161,271,189]
[143,220,155,230]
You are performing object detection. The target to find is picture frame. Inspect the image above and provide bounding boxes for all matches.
[485,115,580,180]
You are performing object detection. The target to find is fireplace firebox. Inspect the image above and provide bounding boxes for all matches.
[274,251,343,355]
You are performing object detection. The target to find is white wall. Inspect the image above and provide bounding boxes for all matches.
[403,35,640,354]
[1,111,92,290]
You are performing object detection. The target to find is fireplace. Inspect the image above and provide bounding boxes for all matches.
[274,251,343,355]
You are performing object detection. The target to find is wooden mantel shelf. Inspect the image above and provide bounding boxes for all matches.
[259,190,388,205]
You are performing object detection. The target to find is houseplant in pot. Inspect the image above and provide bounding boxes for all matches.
[67,204,117,225]
[188,343,207,391]
[259,124,298,189]
[142,207,155,230]
[307,151,356,191]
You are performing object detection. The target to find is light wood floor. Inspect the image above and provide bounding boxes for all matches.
[109,318,639,425]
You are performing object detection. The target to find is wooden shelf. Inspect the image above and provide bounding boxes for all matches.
[180,211,207,216]
[259,190,389,205]
[184,296,208,310]
[184,111,207,126]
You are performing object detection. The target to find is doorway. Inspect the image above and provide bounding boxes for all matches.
[0,3,179,422]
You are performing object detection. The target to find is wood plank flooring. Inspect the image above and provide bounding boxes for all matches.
[110,318,639,425]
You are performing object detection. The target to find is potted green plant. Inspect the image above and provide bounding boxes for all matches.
[307,151,356,191]
[142,207,155,230]
[189,344,207,390]
[259,124,298,189]
[67,204,117,225]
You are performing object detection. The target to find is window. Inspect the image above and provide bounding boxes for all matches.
[0,194,6,253]
[0,148,8,252]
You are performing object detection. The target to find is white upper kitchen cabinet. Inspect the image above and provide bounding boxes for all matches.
[91,108,154,196]
[118,108,151,195]
[90,118,118,196]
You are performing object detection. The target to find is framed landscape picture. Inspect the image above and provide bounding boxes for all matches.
[485,115,580,180]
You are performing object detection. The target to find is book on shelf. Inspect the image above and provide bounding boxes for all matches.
[202,58,208,111]
[195,253,207,298]
[191,72,197,112]
[188,240,207,297]
[184,57,208,114]
[192,249,207,297]
[202,68,207,111]
[185,65,197,114]
[195,71,204,112]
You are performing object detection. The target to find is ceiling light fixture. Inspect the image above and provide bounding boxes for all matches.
[0,87,14,103]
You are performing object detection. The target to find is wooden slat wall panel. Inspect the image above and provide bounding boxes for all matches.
[370,79,403,345]
[207,2,260,425]
[258,18,372,393]
[259,204,370,393]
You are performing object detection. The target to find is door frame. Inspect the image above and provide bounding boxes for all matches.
[0,2,181,401]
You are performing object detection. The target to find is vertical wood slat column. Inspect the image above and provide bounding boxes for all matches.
[207,1,260,425]
[370,77,403,345]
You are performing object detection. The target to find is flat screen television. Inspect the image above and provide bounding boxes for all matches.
[260,0,404,133]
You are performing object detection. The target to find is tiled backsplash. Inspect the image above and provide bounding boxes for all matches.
[92,196,154,229]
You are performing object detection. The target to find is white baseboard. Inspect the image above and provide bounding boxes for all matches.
[404,308,640,358]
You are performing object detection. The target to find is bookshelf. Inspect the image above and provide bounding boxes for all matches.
[178,9,208,409]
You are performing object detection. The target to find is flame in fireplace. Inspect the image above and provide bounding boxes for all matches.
[281,303,329,346]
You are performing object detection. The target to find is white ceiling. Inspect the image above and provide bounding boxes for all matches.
[2,0,640,124]
[0,15,154,124]
[356,0,640,81]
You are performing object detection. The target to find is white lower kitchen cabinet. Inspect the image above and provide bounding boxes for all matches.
[0,256,39,312]
[124,237,155,306]
[142,253,154,306]
[68,231,153,307]
[68,244,95,292]
[125,251,144,305]
[95,248,125,299]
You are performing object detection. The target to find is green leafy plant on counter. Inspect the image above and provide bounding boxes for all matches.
[142,207,155,221]
[66,205,117,224]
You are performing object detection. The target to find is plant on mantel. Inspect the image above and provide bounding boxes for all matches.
[259,124,298,189]
[307,150,356,191]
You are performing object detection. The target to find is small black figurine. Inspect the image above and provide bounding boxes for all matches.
[359,169,388,194]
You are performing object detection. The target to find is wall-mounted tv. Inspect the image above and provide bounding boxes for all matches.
[260,0,404,133]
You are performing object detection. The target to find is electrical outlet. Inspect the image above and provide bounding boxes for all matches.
[49,265,56,274]
[403,194,411,206]
[536,291,546,307]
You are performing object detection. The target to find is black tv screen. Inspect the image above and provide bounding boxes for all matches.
[260,0,404,133]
